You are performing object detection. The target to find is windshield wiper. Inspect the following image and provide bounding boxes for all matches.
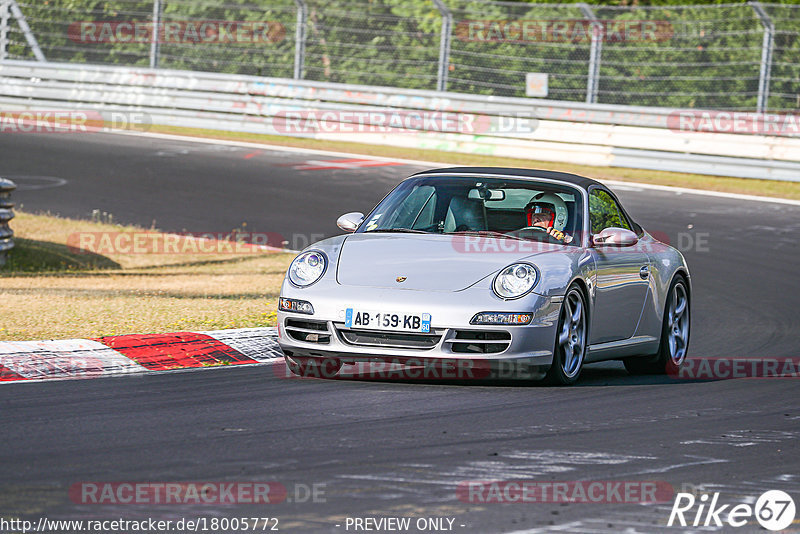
[449,230,527,241]
[366,228,430,234]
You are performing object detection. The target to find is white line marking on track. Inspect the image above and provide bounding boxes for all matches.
[614,455,728,476]
[291,159,405,171]
[503,521,587,533]
[111,129,800,206]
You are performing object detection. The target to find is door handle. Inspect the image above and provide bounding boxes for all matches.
[639,265,649,279]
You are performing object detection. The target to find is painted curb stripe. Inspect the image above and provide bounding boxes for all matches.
[0,364,28,382]
[0,328,281,383]
[0,339,146,380]
[200,328,283,362]
[94,332,258,371]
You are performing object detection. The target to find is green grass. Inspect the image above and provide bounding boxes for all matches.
[0,211,291,341]
[4,237,122,272]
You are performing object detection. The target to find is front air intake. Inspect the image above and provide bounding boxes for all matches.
[445,330,512,354]
[335,326,442,350]
[285,318,331,344]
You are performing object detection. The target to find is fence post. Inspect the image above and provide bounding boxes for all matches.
[293,0,307,79]
[150,0,162,69]
[0,178,16,267]
[1,0,9,61]
[431,0,452,92]
[579,3,601,104]
[8,0,44,61]
[750,1,774,113]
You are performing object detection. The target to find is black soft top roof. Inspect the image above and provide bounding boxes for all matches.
[410,167,604,190]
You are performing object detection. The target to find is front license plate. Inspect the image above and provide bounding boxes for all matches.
[345,309,431,333]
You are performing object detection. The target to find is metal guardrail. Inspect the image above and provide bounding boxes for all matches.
[0,177,15,267]
[3,1,799,113]
[0,60,798,181]
[0,59,682,128]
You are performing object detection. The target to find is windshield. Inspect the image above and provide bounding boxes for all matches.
[359,176,584,246]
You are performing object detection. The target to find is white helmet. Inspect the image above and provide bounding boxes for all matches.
[525,192,569,232]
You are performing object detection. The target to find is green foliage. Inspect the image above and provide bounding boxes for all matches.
[6,0,799,111]
[589,190,630,234]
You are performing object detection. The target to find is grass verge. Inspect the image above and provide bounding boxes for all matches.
[147,124,800,201]
[0,211,292,341]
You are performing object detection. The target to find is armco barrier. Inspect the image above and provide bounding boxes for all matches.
[0,177,15,267]
[1,60,798,181]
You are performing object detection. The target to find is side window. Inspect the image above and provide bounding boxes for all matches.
[589,189,632,234]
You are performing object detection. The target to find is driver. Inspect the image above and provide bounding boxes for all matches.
[525,193,573,244]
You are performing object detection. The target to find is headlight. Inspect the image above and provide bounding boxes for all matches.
[288,250,327,287]
[493,263,539,299]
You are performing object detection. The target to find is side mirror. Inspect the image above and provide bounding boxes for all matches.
[592,227,638,247]
[337,212,364,233]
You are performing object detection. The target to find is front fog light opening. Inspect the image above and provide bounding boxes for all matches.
[470,312,532,325]
[279,297,315,315]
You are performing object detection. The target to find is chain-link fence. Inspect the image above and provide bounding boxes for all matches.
[2,0,798,112]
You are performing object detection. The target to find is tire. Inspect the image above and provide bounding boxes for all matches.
[624,276,690,375]
[286,356,342,378]
[546,285,588,385]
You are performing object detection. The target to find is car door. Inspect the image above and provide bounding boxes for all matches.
[587,188,651,344]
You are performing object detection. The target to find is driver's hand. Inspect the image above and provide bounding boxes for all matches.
[547,227,572,243]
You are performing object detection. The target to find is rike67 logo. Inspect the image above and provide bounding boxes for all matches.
[668,490,795,531]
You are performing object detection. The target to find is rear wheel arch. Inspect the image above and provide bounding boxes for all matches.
[664,269,690,319]
[673,269,691,295]
[624,273,691,375]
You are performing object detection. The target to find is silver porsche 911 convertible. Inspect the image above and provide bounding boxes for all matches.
[277,168,690,385]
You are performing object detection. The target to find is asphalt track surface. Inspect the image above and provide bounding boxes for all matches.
[1,133,799,533]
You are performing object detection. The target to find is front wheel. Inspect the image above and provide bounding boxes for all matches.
[624,276,690,375]
[546,285,588,385]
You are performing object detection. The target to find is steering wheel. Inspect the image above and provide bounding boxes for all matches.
[506,226,549,239]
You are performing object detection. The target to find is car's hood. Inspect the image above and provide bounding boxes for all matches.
[335,233,563,291]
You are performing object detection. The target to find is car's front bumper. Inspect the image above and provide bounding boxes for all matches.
[277,284,563,380]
